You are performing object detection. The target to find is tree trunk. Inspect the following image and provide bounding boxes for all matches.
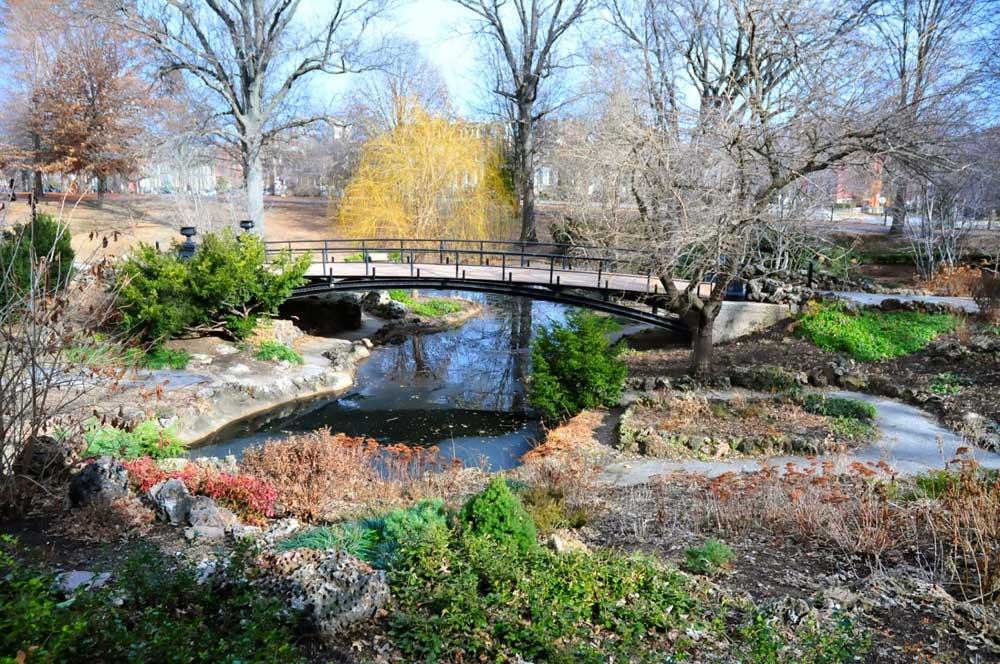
[684,305,719,378]
[244,147,265,236]
[888,177,908,236]
[31,133,43,200]
[517,103,537,242]
[96,174,107,208]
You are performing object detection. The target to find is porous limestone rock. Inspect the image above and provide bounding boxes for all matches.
[254,549,390,640]
[69,457,130,507]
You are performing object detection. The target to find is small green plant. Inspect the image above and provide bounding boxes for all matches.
[529,310,627,421]
[460,476,538,552]
[142,347,192,370]
[798,394,876,421]
[84,419,184,459]
[519,486,589,536]
[798,301,956,361]
[387,289,463,317]
[254,340,304,364]
[683,539,734,575]
[370,498,449,568]
[277,522,380,561]
[929,372,968,396]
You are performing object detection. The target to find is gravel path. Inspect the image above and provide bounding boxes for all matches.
[602,391,1000,486]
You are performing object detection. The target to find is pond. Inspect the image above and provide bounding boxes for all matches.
[190,294,574,470]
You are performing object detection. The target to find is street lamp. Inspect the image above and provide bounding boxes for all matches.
[178,226,198,260]
[239,219,255,234]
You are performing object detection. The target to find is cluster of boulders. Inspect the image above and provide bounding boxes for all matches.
[361,290,408,319]
[745,277,815,305]
[928,335,1000,360]
[66,457,391,639]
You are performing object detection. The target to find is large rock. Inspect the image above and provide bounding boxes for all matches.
[69,457,130,507]
[148,478,193,525]
[184,495,240,541]
[255,549,390,640]
[361,290,408,320]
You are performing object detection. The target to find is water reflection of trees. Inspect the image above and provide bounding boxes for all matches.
[376,293,566,412]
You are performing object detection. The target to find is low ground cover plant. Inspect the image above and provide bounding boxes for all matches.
[142,346,192,370]
[84,419,184,459]
[929,371,969,396]
[117,230,309,342]
[797,301,956,361]
[529,310,627,421]
[254,340,303,364]
[387,289,463,317]
[0,536,302,663]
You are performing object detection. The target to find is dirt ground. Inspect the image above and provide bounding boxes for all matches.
[0,193,334,257]
[625,319,1000,431]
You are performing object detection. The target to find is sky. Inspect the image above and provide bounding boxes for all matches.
[393,0,482,108]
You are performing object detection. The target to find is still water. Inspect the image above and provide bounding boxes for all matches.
[191,294,571,470]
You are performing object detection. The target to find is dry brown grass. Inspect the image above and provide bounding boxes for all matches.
[519,411,606,503]
[920,265,984,297]
[240,429,479,522]
[688,459,1000,613]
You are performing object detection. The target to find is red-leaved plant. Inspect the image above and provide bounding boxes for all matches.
[123,457,277,524]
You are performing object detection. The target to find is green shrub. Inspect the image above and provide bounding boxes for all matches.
[0,536,302,663]
[798,301,956,361]
[461,476,537,552]
[372,498,449,568]
[276,523,380,561]
[529,310,627,421]
[388,528,695,661]
[84,419,184,460]
[520,486,589,536]
[0,213,75,303]
[828,417,876,442]
[254,340,303,364]
[117,231,309,342]
[142,347,192,370]
[798,394,876,421]
[683,539,734,575]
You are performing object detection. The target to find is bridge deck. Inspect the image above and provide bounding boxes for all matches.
[303,261,708,299]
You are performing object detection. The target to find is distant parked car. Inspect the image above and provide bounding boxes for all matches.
[43,185,61,193]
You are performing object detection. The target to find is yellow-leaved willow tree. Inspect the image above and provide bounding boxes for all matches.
[338,103,516,240]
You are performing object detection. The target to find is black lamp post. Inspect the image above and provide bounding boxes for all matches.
[178,226,198,260]
[239,219,255,234]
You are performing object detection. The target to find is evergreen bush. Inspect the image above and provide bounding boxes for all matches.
[460,476,537,552]
[116,230,309,342]
[528,310,627,421]
[0,213,74,303]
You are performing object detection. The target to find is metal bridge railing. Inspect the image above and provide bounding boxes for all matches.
[264,237,661,293]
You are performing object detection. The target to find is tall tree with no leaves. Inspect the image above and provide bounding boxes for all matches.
[107,0,389,235]
[453,0,588,241]
[870,0,990,236]
[582,0,919,376]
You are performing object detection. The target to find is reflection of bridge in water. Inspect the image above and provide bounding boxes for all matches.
[267,238,732,333]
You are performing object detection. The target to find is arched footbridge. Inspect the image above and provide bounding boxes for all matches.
[267,238,745,333]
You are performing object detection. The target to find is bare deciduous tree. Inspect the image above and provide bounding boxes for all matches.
[452,0,589,241]
[576,0,920,375]
[106,0,390,235]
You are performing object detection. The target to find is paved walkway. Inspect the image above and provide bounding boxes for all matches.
[602,391,1000,486]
